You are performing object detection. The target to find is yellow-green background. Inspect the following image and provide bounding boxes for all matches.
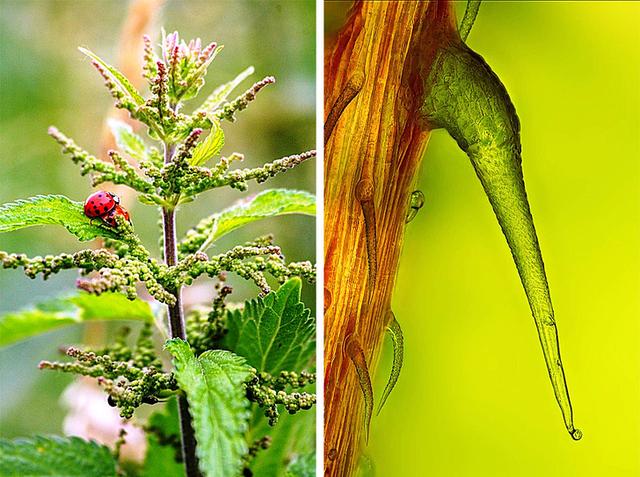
[360,2,639,476]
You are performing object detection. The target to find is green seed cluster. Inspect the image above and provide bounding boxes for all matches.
[1,233,312,305]
[241,436,272,474]
[48,127,154,194]
[181,150,317,195]
[39,324,177,419]
[0,249,175,305]
[89,58,139,117]
[108,150,155,193]
[149,60,171,128]
[265,370,317,389]
[246,371,317,426]
[176,246,279,294]
[178,236,316,290]
[213,76,276,123]
[258,258,317,285]
[161,128,203,195]
[1,249,118,278]
[142,35,158,83]
[186,280,231,356]
[97,326,159,366]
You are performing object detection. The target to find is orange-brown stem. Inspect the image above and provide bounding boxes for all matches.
[324,2,454,475]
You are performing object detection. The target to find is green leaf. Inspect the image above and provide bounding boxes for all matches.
[165,339,254,477]
[189,120,225,166]
[0,195,120,241]
[79,47,145,105]
[285,452,316,477]
[141,399,183,477]
[108,118,149,161]
[0,293,153,348]
[67,293,153,322]
[197,66,254,114]
[0,435,117,477]
[248,408,315,477]
[179,189,315,254]
[223,278,315,374]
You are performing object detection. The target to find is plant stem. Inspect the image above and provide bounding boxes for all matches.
[324,3,445,475]
[162,141,201,477]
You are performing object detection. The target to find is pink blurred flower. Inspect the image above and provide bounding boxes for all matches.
[61,378,147,463]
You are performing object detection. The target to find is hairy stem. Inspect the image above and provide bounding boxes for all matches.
[162,141,200,477]
[324,3,444,475]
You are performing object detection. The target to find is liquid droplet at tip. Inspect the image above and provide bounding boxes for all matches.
[570,428,583,441]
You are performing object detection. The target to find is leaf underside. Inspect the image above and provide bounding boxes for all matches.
[189,120,225,166]
[108,118,150,162]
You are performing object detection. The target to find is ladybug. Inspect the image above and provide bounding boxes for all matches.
[100,203,131,228]
[84,191,119,218]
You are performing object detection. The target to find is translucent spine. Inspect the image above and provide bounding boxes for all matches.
[422,40,581,440]
[376,312,404,416]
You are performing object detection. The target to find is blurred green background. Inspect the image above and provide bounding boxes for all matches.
[0,0,315,438]
[328,2,639,476]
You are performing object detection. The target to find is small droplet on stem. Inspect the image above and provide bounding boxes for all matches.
[405,190,425,223]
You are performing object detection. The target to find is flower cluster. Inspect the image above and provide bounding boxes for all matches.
[48,127,155,194]
[39,324,177,419]
[51,121,315,207]
[1,235,314,304]
[171,237,316,294]
[242,436,272,474]
[246,371,317,426]
[179,149,317,195]
[159,31,220,103]
[186,277,232,356]
[213,76,275,123]
[0,249,174,304]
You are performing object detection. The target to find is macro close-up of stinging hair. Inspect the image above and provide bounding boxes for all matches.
[323,1,638,476]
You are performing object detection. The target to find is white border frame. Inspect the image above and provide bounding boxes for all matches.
[315,0,325,475]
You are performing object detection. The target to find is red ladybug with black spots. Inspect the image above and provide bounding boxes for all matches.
[83,190,131,227]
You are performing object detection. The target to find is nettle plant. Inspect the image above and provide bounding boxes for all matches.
[0,32,317,477]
